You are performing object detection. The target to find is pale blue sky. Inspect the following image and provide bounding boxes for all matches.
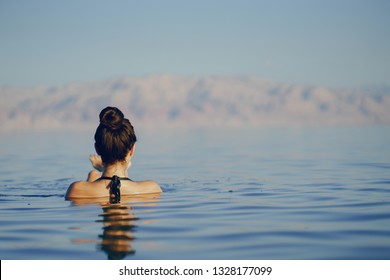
[0,0,389,87]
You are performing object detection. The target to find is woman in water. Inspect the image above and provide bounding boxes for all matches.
[65,106,161,202]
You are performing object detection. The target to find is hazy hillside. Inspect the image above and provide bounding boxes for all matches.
[1,75,390,131]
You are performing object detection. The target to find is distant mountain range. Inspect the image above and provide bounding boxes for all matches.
[1,75,390,131]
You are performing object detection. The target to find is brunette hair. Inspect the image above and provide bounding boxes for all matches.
[94,107,137,164]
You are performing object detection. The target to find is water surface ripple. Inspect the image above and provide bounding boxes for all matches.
[0,127,389,259]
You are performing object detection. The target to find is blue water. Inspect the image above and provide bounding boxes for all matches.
[1,126,390,259]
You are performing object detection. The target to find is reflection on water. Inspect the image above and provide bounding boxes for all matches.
[97,204,137,259]
[69,194,160,260]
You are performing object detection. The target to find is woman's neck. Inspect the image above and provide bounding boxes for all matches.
[101,162,129,178]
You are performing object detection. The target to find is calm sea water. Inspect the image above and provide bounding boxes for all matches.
[0,126,390,260]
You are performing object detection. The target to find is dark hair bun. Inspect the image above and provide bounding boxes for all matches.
[99,106,124,130]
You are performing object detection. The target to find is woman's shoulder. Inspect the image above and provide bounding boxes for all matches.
[65,180,100,199]
[65,178,162,199]
[133,180,162,194]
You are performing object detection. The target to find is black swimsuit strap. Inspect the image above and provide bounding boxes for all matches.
[98,176,132,181]
[98,176,132,203]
